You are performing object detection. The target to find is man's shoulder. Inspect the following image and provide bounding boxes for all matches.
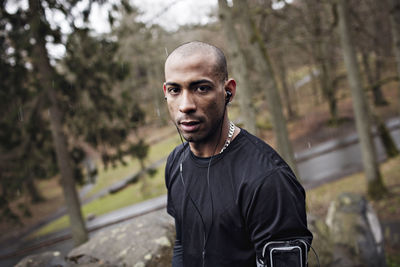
[165,143,187,186]
[234,129,293,178]
[166,142,187,168]
[238,129,281,161]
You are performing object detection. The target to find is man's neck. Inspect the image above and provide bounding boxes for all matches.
[189,119,239,158]
[189,142,220,158]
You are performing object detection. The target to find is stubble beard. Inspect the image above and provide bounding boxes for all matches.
[181,112,225,146]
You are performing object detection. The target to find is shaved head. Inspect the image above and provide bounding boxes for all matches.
[165,41,228,83]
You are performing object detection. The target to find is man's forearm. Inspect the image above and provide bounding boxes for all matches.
[172,239,183,267]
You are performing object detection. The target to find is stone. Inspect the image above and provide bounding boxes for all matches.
[153,236,171,247]
[86,213,96,221]
[326,192,386,267]
[15,251,67,267]
[307,213,334,267]
[67,254,117,267]
[17,193,386,267]
[66,209,174,267]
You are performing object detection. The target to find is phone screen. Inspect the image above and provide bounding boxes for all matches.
[271,247,302,267]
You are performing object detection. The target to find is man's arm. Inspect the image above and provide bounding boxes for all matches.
[172,220,183,267]
[243,167,313,260]
[165,151,183,267]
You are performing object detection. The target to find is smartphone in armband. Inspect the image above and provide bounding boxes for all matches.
[258,239,308,267]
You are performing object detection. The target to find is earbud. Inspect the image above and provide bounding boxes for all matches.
[225,91,232,105]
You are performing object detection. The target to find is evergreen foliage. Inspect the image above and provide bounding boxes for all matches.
[0,0,149,229]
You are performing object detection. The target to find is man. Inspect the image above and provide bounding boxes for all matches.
[163,41,312,267]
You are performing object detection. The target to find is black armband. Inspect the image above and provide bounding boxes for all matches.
[257,239,308,267]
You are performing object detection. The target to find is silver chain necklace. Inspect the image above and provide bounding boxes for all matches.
[220,121,235,154]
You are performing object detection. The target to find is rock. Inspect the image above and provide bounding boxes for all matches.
[16,192,386,267]
[67,209,174,267]
[307,213,335,267]
[86,213,96,221]
[15,251,67,267]
[326,192,386,267]
[67,254,117,267]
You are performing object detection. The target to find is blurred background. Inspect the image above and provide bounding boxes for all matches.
[1,0,399,266]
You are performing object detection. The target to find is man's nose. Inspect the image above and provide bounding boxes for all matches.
[179,91,196,114]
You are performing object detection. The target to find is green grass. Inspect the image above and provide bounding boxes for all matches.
[85,135,180,198]
[147,134,181,162]
[388,255,400,267]
[32,132,181,236]
[86,159,140,198]
[32,162,167,238]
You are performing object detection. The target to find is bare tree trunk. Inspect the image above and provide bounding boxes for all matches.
[363,53,399,157]
[218,0,257,134]
[372,56,388,106]
[276,51,296,120]
[361,51,386,107]
[358,1,388,106]
[362,52,374,89]
[306,1,338,124]
[389,0,400,115]
[316,41,338,125]
[48,93,88,246]
[28,0,88,245]
[337,0,386,199]
[308,63,320,105]
[232,0,298,177]
[370,47,388,106]
[373,113,399,158]
[26,173,45,203]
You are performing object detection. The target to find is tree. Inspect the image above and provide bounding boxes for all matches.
[113,6,176,126]
[353,0,390,106]
[218,0,257,134]
[275,49,297,120]
[337,0,387,199]
[28,0,88,245]
[304,0,341,125]
[388,0,400,115]
[232,0,298,176]
[373,113,399,158]
[346,0,399,159]
[0,1,57,224]
[1,0,146,246]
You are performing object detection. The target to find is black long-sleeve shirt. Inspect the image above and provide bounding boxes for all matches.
[165,129,312,267]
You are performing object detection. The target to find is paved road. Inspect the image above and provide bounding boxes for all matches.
[297,117,400,189]
[1,117,399,266]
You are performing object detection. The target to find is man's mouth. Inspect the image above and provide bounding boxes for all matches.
[179,120,201,132]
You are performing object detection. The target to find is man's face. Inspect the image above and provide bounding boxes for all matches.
[164,52,226,144]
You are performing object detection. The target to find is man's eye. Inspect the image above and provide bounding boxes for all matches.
[168,87,180,94]
[196,86,210,93]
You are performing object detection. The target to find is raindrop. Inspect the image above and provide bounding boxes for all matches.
[18,106,24,122]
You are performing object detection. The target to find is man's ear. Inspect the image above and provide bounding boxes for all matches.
[163,82,167,98]
[224,79,237,102]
